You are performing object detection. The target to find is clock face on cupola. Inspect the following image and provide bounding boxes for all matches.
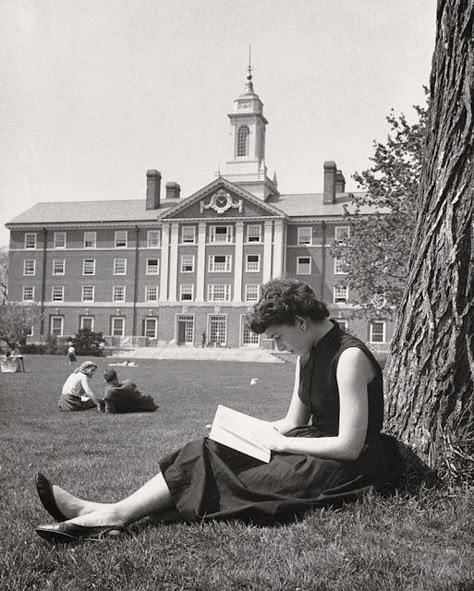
[200,189,243,215]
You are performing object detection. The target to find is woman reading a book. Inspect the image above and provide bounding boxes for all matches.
[35,279,401,543]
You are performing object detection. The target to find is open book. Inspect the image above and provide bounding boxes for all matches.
[208,405,272,463]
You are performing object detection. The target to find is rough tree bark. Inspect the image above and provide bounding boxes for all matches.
[385,0,474,472]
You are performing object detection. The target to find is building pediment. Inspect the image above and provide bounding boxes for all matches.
[158,177,286,221]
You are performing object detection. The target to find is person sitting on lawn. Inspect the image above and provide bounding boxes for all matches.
[35,278,402,543]
[58,361,103,412]
[102,368,158,414]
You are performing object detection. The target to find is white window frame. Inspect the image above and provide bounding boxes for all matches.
[146,258,160,275]
[23,260,36,276]
[335,225,350,242]
[25,233,37,249]
[207,284,231,302]
[114,231,128,248]
[22,286,35,301]
[334,257,348,274]
[52,259,65,276]
[51,286,64,302]
[53,232,67,249]
[337,319,348,331]
[244,284,260,302]
[297,256,312,275]
[246,224,262,243]
[111,317,125,337]
[176,314,194,345]
[297,227,312,245]
[113,258,127,275]
[82,286,95,302]
[144,317,158,339]
[240,314,259,346]
[82,259,96,276]
[180,284,194,301]
[370,321,386,344]
[207,314,227,346]
[333,285,349,304]
[210,225,233,244]
[112,286,126,303]
[50,316,64,337]
[147,230,161,248]
[208,254,232,273]
[181,226,196,244]
[83,231,97,249]
[180,255,195,273]
[245,254,261,272]
[80,316,94,331]
[145,286,159,302]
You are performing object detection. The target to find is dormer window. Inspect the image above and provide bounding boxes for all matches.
[237,126,250,157]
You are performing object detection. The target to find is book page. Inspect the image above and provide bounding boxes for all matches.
[208,405,272,463]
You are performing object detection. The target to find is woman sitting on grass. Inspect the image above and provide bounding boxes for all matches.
[35,278,401,543]
[58,361,103,412]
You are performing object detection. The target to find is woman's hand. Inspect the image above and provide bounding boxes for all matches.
[253,424,288,453]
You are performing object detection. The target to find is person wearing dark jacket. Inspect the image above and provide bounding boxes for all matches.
[103,368,158,414]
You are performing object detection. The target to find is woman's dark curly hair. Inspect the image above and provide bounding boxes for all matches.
[246,279,329,334]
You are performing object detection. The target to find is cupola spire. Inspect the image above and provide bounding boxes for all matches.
[245,45,254,94]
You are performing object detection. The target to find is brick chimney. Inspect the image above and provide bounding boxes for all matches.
[335,169,346,193]
[323,161,337,204]
[166,182,181,200]
[146,170,161,210]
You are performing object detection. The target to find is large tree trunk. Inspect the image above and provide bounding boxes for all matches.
[385,0,474,472]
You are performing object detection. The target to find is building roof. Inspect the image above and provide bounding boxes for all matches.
[269,192,381,217]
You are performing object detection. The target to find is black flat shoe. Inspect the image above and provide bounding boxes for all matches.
[35,473,67,522]
[35,522,127,543]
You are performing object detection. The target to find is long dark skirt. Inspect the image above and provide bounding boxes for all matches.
[58,393,96,411]
[159,429,401,523]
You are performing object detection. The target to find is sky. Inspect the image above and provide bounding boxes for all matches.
[0,0,436,247]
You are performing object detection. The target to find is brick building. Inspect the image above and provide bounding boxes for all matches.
[5,72,394,352]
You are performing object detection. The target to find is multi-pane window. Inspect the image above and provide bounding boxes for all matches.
[207,284,231,302]
[247,225,262,243]
[208,315,227,346]
[245,284,260,302]
[333,286,349,304]
[146,258,159,275]
[111,317,125,337]
[297,256,311,274]
[335,226,350,242]
[334,257,348,274]
[337,319,348,332]
[298,227,312,245]
[83,231,96,248]
[114,258,127,275]
[23,286,34,301]
[370,321,386,344]
[113,286,126,302]
[50,316,64,336]
[144,317,158,339]
[145,286,159,302]
[52,286,64,302]
[23,260,36,276]
[25,233,37,249]
[114,231,128,248]
[180,284,194,301]
[83,259,96,275]
[208,255,232,272]
[82,286,95,302]
[210,225,232,243]
[236,125,250,157]
[54,232,67,248]
[177,314,194,344]
[181,255,195,273]
[181,226,196,244]
[52,259,65,275]
[147,230,160,248]
[241,316,259,346]
[245,254,260,272]
[80,316,94,331]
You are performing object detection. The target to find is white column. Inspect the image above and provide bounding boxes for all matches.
[168,222,179,303]
[262,220,273,283]
[196,222,206,302]
[233,221,244,302]
[272,220,284,278]
[159,222,170,302]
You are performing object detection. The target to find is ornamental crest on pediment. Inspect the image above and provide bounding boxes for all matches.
[200,190,243,215]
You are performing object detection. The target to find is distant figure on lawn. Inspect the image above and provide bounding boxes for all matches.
[58,361,103,412]
[35,279,402,543]
[66,343,77,366]
[102,368,158,414]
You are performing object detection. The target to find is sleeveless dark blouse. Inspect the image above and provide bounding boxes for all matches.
[298,320,384,440]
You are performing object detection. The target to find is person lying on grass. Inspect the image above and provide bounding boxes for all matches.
[35,278,402,543]
[102,368,158,414]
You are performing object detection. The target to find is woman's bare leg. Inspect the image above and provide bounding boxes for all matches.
[59,473,175,527]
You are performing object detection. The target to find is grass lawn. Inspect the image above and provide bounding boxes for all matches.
[0,354,473,591]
